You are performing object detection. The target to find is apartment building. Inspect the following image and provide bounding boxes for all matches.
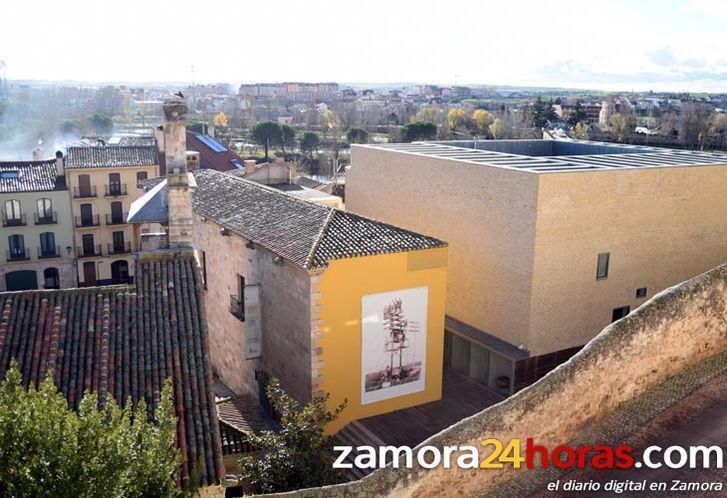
[0,153,75,291]
[65,145,159,286]
[347,139,727,394]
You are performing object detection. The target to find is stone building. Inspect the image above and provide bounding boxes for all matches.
[65,143,159,286]
[347,139,727,395]
[130,100,449,432]
[0,153,75,291]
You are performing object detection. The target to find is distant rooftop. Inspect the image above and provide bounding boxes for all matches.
[66,145,159,169]
[0,159,66,192]
[364,139,727,173]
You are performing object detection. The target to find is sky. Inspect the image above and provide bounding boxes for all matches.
[1,0,727,92]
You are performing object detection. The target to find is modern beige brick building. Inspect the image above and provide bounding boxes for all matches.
[347,139,727,393]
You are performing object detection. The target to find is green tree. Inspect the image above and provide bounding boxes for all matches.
[88,113,113,135]
[238,379,346,494]
[251,121,283,161]
[300,131,321,160]
[567,100,588,126]
[280,124,296,156]
[0,362,182,497]
[531,96,556,129]
[346,127,369,144]
[401,121,438,142]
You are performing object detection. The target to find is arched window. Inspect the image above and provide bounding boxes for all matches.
[44,267,60,289]
[4,199,22,224]
[111,260,129,284]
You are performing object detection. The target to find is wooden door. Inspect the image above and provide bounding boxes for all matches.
[83,262,96,287]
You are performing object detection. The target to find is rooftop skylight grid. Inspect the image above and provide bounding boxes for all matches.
[365,140,727,173]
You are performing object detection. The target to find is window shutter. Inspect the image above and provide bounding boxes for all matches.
[244,284,262,359]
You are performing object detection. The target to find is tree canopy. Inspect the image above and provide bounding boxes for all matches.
[300,131,321,159]
[280,124,296,156]
[531,96,557,129]
[251,121,283,161]
[346,127,369,144]
[238,379,346,494]
[401,121,438,142]
[88,113,113,135]
[447,108,470,134]
[472,109,494,136]
[0,362,182,497]
[567,100,588,126]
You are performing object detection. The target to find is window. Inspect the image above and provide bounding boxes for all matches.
[136,171,148,187]
[37,198,52,218]
[4,199,21,220]
[229,275,245,321]
[612,306,630,322]
[636,287,647,298]
[44,268,60,289]
[112,231,125,252]
[596,252,610,280]
[81,233,96,257]
[39,232,56,257]
[8,234,26,259]
[200,250,207,290]
[444,331,513,396]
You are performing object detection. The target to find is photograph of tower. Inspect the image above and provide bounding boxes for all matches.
[361,287,428,405]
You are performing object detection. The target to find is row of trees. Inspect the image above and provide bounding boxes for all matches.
[249,121,369,162]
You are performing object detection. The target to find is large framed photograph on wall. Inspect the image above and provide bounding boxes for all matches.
[361,287,428,405]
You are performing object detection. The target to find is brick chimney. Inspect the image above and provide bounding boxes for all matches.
[244,159,257,174]
[163,98,194,249]
[32,148,42,161]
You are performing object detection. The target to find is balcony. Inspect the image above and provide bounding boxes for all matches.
[75,215,100,228]
[34,211,57,225]
[229,295,245,321]
[6,249,30,262]
[107,242,131,254]
[77,245,102,258]
[38,245,61,259]
[73,186,97,198]
[2,213,26,227]
[106,213,128,225]
[105,184,128,197]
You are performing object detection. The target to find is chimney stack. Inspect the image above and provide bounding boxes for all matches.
[55,150,64,177]
[163,98,194,249]
[244,159,257,174]
[32,148,42,161]
[186,151,200,172]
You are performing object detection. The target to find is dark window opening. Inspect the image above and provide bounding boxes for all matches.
[229,274,245,321]
[596,252,610,280]
[636,287,647,298]
[201,250,207,290]
[612,306,630,322]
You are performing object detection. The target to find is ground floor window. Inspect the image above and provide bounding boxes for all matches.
[44,267,60,289]
[111,260,129,284]
[444,331,513,396]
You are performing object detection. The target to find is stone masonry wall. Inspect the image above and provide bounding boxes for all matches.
[279,263,727,497]
[194,214,313,402]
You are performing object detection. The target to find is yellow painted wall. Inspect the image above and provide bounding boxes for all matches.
[67,165,157,282]
[317,247,448,433]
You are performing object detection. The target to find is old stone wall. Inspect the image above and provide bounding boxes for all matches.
[193,213,313,402]
[278,263,727,497]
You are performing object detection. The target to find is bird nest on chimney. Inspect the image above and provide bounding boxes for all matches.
[163,100,187,121]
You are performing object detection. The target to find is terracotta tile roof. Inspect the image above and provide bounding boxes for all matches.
[216,394,275,434]
[0,255,224,486]
[0,160,66,193]
[192,169,446,269]
[66,145,159,168]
